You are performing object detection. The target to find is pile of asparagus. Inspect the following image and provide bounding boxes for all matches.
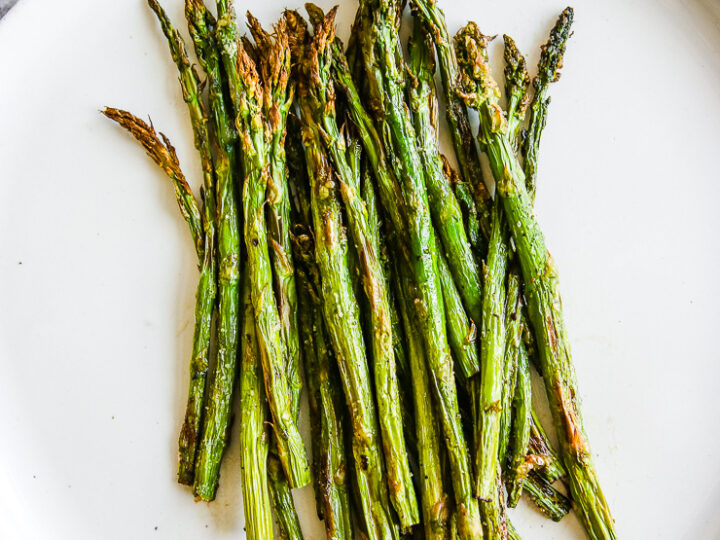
[103,1,616,538]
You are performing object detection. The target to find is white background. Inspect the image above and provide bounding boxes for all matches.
[1,0,720,538]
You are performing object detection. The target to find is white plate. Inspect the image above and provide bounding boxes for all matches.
[2,0,720,538]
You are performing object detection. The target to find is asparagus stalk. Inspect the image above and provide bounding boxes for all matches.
[505,311,568,514]
[146,0,242,499]
[475,198,509,539]
[502,15,571,499]
[524,8,574,200]
[290,133,354,539]
[323,25,408,259]
[295,10,418,527]
[358,156,418,456]
[219,7,309,488]
[405,9,566,519]
[441,156,483,258]
[295,257,354,540]
[522,473,572,522]
[455,20,616,540]
[528,409,566,484]
[496,37,535,507]
[498,270,522,467]
[407,20,483,336]
[244,19,308,521]
[145,0,220,487]
[286,112,327,522]
[101,111,216,486]
[292,39,397,536]
[406,13,565,521]
[500,276,570,520]
[436,241,480,381]
[246,15,303,418]
[369,173,418,454]
[239,275,274,540]
[356,3,481,537]
[268,454,305,540]
[506,338,532,508]
[395,260,450,540]
[409,0,491,237]
[502,28,570,493]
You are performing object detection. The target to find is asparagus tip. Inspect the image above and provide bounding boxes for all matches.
[536,6,575,86]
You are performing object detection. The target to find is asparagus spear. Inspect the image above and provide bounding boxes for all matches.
[145,0,243,499]
[239,275,274,540]
[407,20,483,336]
[290,127,354,539]
[475,198,510,539]
[294,243,354,540]
[524,8,574,200]
[455,20,616,540]
[101,109,203,260]
[498,270,522,467]
[291,31,397,534]
[246,15,303,419]
[322,24,408,260]
[395,259,451,540]
[522,472,572,522]
[407,7,567,519]
[294,9,418,527]
[268,454,305,540]
[506,337,532,508]
[496,37,536,508]
[145,0,220,487]
[502,35,531,147]
[441,156,483,259]
[101,110,218,487]
[287,112,328,522]
[303,124,398,540]
[367,169,417,452]
[500,277,570,520]
[355,3,482,537]
[218,6,309,488]
[502,17,572,502]
[409,0,491,237]
[502,29,571,497]
[528,409,566,484]
[505,339,568,514]
[243,15,308,520]
[436,241,480,381]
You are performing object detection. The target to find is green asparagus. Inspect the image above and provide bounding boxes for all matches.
[356,3,482,537]
[395,259,451,540]
[247,15,303,419]
[475,198,509,539]
[104,3,613,537]
[506,337,532,508]
[101,110,215,487]
[147,0,243,499]
[407,20,483,336]
[290,27,397,532]
[218,5,310,488]
[295,8,418,527]
[268,453,305,540]
[524,8,574,200]
[456,19,616,540]
[239,275,274,540]
[146,0,221,487]
[409,0,491,238]
[502,35,531,147]
[290,125,355,539]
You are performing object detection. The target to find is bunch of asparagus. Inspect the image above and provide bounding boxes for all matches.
[103,1,615,538]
